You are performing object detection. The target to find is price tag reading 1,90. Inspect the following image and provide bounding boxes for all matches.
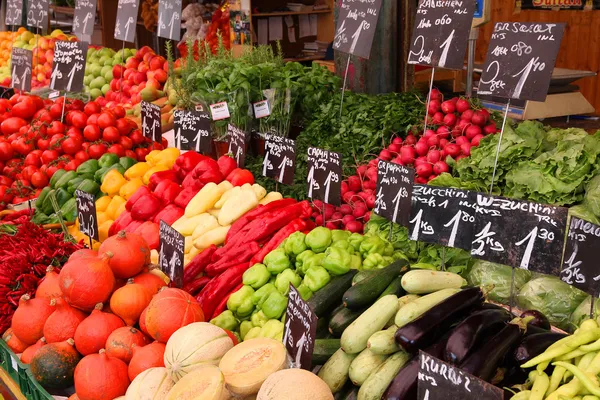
[374,160,415,227]
[114,0,140,43]
[227,124,248,168]
[470,194,568,276]
[141,101,162,143]
[50,41,88,93]
[159,221,184,289]
[73,0,98,38]
[332,0,383,59]
[560,217,600,296]
[307,147,342,206]
[75,189,99,242]
[174,109,211,153]
[157,0,182,41]
[263,135,296,185]
[11,48,33,93]
[477,22,565,102]
[283,285,317,370]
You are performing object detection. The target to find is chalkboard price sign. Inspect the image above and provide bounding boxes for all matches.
[408,0,476,69]
[374,160,415,227]
[11,48,32,93]
[6,0,23,26]
[409,185,476,250]
[470,194,568,275]
[159,221,184,289]
[283,285,317,370]
[157,0,182,41]
[50,41,88,93]
[27,0,49,30]
[73,0,98,38]
[307,147,342,206]
[560,217,600,296]
[75,189,99,241]
[174,109,211,153]
[332,0,383,59]
[227,124,248,168]
[141,101,162,143]
[114,0,140,43]
[477,22,566,102]
[263,135,296,185]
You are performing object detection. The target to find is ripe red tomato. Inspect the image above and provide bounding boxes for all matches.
[24,152,41,167]
[119,136,133,150]
[97,112,117,129]
[107,144,125,157]
[83,101,101,116]
[21,165,38,181]
[69,99,85,111]
[0,117,27,136]
[69,110,87,129]
[83,125,101,141]
[11,98,36,119]
[88,143,108,159]
[0,141,14,161]
[47,120,66,136]
[112,106,126,119]
[0,176,12,186]
[115,118,132,136]
[49,103,63,120]
[87,113,99,125]
[34,109,53,124]
[13,138,34,156]
[66,127,83,141]
[61,137,83,155]
[152,142,164,151]
[125,149,137,159]
[49,134,65,150]
[129,129,144,145]
[0,185,14,204]
[102,126,121,143]
[64,159,81,171]
[74,150,89,163]
[30,171,49,189]
[37,137,50,151]
[41,149,60,164]
[135,147,151,161]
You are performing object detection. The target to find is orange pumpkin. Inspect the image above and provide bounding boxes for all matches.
[110,280,152,326]
[128,341,166,381]
[138,307,149,336]
[21,337,46,364]
[2,328,28,353]
[74,350,130,400]
[43,298,87,344]
[99,231,150,279]
[35,266,62,299]
[11,294,55,345]
[30,339,82,389]
[69,249,98,260]
[59,255,115,312]
[145,288,204,343]
[132,271,167,295]
[74,303,125,356]
[105,327,150,364]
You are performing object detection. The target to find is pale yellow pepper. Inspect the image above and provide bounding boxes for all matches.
[214,186,240,209]
[153,148,180,168]
[207,208,220,219]
[98,220,114,242]
[188,246,201,260]
[143,165,169,185]
[184,182,229,218]
[259,192,283,205]
[218,187,259,226]
[119,178,144,200]
[252,184,267,201]
[173,213,217,236]
[150,249,159,265]
[191,214,220,240]
[101,170,127,197]
[194,225,231,250]
[184,236,194,253]
[105,196,126,220]
[95,196,112,213]
[124,162,151,180]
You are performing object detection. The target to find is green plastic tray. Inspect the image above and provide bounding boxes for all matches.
[0,340,54,400]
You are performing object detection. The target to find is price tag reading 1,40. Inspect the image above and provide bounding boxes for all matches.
[141,101,162,143]
[227,124,247,168]
[307,147,342,206]
[333,0,383,59]
[159,221,184,289]
[157,0,182,41]
[470,194,568,276]
[114,0,140,43]
[560,217,600,296]
[73,0,98,38]
[263,135,296,185]
[283,285,317,370]
[11,48,33,92]
[477,22,565,102]
[75,189,99,242]
[50,41,88,93]
[174,109,211,153]
[374,160,415,227]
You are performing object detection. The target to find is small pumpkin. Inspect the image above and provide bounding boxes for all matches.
[21,337,46,364]
[69,249,98,260]
[74,303,125,356]
[2,328,28,353]
[30,339,82,389]
[145,288,204,343]
[59,255,115,312]
[99,231,150,279]
[35,266,62,299]
[125,367,174,400]
[132,271,167,295]
[105,327,150,364]
[44,298,88,343]
[139,307,149,336]
[74,349,130,400]
[110,279,152,326]
[128,341,166,381]
[11,294,55,345]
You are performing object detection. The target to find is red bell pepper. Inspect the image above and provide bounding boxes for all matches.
[181,173,203,190]
[133,221,160,250]
[184,244,217,284]
[189,158,223,185]
[153,204,184,226]
[226,168,254,186]
[153,180,182,205]
[176,151,206,173]
[130,193,162,221]
[251,218,307,264]
[174,185,202,209]
[148,170,179,191]
[123,220,143,233]
[125,186,152,211]
[217,155,237,179]
[109,210,133,236]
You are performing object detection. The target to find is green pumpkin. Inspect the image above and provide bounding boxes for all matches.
[30,339,82,389]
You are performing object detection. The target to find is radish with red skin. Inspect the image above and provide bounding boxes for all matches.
[324,207,335,220]
[363,213,371,222]
[391,156,403,165]
[313,199,323,208]
[347,175,362,192]
[415,141,429,157]
[326,222,339,230]
[461,109,475,121]
[388,143,401,153]
[424,129,436,138]
[460,143,472,156]
[427,150,441,163]
[416,163,433,178]
[428,100,441,116]
[400,146,416,165]
[445,143,460,158]
[353,205,368,219]
[379,149,392,160]
[392,137,403,145]
[366,167,378,182]
[341,181,349,195]
[465,125,482,140]
[428,175,437,182]
[368,159,378,168]
[404,135,417,146]
[365,194,376,209]
[414,156,427,168]
[455,136,470,146]
[345,221,363,233]
[439,138,449,148]
[315,215,324,226]
[456,154,468,161]
[432,112,444,125]
[415,176,428,184]
[342,191,355,204]
[456,99,470,113]
[433,161,450,175]
[484,124,498,135]
[441,101,456,114]
[430,88,443,102]
[450,97,459,104]
[471,110,488,126]
[332,212,343,221]
[471,134,485,146]
[357,165,368,177]
[363,180,376,191]
[437,126,450,139]
[340,204,353,215]
[427,135,440,148]
[342,215,356,225]
[443,113,457,127]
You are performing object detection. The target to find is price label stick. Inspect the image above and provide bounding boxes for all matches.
[60,92,67,123]
[339,55,352,119]
[422,67,435,134]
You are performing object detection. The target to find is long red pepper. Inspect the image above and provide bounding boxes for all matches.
[212,283,244,318]
[204,242,259,277]
[183,245,217,284]
[197,262,249,319]
[225,198,297,243]
[250,218,307,264]
[182,276,211,296]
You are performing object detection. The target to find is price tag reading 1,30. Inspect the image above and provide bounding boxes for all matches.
[27,0,49,30]
[174,109,211,153]
[141,101,162,143]
[409,185,476,250]
[75,189,99,242]
[418,352,503,400]
[114,0,140,43]
[374,160,415,228]
[560,217,600,296]
[227,124,247,168]
[470,194,568,276]
[283,285,317,370]
[332,0,383,59]
[263,135,296,185]
[50,41,88,93]
[5,0,23,26]
[159,221,184,289]
[157,0,182,41]
[73,0,98,38]
[307,147,342,206]
[408,0,476,69]
[478,22,565,102]
[11,48,33,93]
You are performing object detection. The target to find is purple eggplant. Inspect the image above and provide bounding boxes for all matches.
[513,332,566,364]
[395,287,484,354]
[444,308,512,365]
[520,310,551,330]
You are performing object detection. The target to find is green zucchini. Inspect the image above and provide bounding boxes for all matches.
[348,348,388,386]
[367,325,400,355]
[311,339,341,365]
[352,269,379,285]
[307,270,357,318]
[357,351,412,400]
[49,169,66,188]
[318,348,357,393]
[329,306,367,338]
[378,276,405,299]
[343,260,408,310]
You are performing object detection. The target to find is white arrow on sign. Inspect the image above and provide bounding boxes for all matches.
[22,67,30,88]
[350,20,367,55]
[11,65,16,85]
[50,66,60,89]
[236,146,242,165]
[294,333,306,367]
[193,130,202,152]
[82,12,92,33]
[278,155,289,183]
[307,165,315,198]
[392,187,405,224]
[283,317,291,347]
[169,13,176,39]
[324,170,334,204]
[262,151,270,176]
[66,64,78,92]
[175,127,181,149]
[124,17,133,40]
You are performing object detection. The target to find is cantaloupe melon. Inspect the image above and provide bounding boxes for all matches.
[164,322,233,383]
[126,367,174,400]
[257,369,333,400]
[166,365,229,400]
[218,338,287,397]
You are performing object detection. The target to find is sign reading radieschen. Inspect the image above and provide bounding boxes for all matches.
[6,0,23,26]
[374,160,415,227]
[417,352,503,400]
[114,0,140,43]
[50,41,88,93]
[409,185,476,250]
[11,48,32,92]
[75,189,99,241]
[141,101,162,143]
[471,194,568,275]
[159,221,184,289]
[332,0,383,59]
[73,0,98,38]
[227,124,247,168]
[173,109,211,153]
[157,0,182,41]
[477,22,565,102]
[263,135,296,185]
[283,285,317,370]
[560,217,600,296]
[307,147,342,206]
[408,0,476,69]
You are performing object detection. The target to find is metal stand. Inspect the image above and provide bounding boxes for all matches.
[466,27,479,98]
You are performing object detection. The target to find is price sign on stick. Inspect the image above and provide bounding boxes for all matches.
[409,185,476,250]
[417,352,504,400]
[114,0,140,43]
[374,160,415,227]
[50,41,87,93]
[141,101,162,143]
[560,217,600,296]
[75,189,99,242]
[27,0,49,30]
[470,194,568,275]
[11,48,32,93]
[174,109,211,153]
[6,0,23,26]
[477,22,566,102]
[408,0,476,69]
[283,285,317,370]
[157,0,182,41]
[332,0,383,59]
[263,135,296,185]
[159,221,184,289]
[227,124,248,168]
[307,147,342,206]
[73,0,98,38]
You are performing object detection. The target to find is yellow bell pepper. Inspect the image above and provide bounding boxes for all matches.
[119,178,144,200]
[96,211,109,227]
[105,196,126,220]
[143,165,169,185]
[193,225,231,250]
[99,220,114,242]
[184,182,228,218]
[252,184,267,201]
[96,196,112,213]
[214,186,240,209]
[114,202,127,220]
[154,148,180,168]
[191,214,220,240]
[173,213,217,236]
[145,150,162,166]
[101,170,127,197]
[124,162,151,180]
[218,187,259,226]
[259,191,283,205]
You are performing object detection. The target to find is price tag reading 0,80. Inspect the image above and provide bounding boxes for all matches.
[11,48,32,93]
[159,221,184,289]
[263,135,296,185]
[374,160,415,228]
[50,41,88,93]
[174,109,211,153]
[114,0,140,43]
[75,189,99,241]
[157,0,182,41]
[142,101,162,143]
[307,147,342,206]
[561,217,600,296]
[332,0,383,59]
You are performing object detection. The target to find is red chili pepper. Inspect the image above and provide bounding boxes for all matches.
[212,282,243,317]
[183,245,217,284]
[153,180,182,205]
[153,204,184,226]
[225,198,297,243]
[197,262,249,319]
[204,242,259,277]
[174,185,203,209]
[130,193,162,221]
[183,275,211,296]
[125,186,152,211]
[148,170,180,191]
[250,218,307,264]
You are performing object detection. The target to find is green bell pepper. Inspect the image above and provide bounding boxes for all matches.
[210,310,239,332]
[261,291,287,319]
[332,230,350,243]
[35,187,51,209]
[250,310,269,328]
[331,239,354,254]
[359,236,387,257]
[67,177,85,195]
[259,320,284,341]
[304,266,331,292]
[47,213,61,224]
[350,254,362,270]
[303,253,326,274]
[252,283,277,307]
[384,242,394,257]
[94,167,109,183]
[240,320,254,340]
[263,248,291,275]
[275,269,302,295]
[283,231,307,258]
[295,250,315,275]
[227,285,255,317]
[348,233,365,251]
[244,327,261,341]
[296,283,313,301]
[77,179,100,195]
[305,227,332,253]
[54,171,77,190]
[76,159,99,176]
[49,169,67,189]
[55,188,71,208]
[59,198,77,223]
[363,253,386,270]
[322,247,352,275]
[98,153,120,168]
[119,156,137,171]
[243,263,271,289]
[41,189,55,215]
